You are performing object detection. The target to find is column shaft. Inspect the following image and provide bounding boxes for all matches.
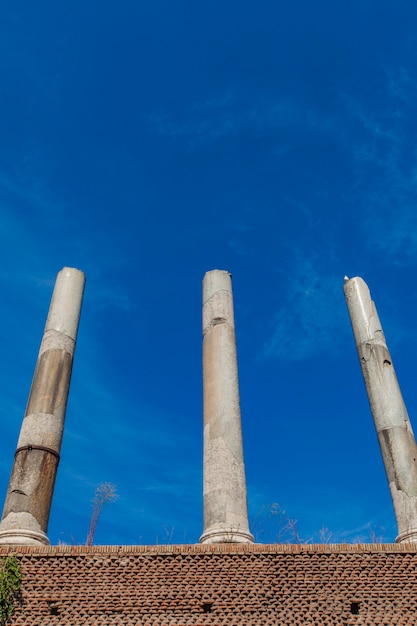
[0,267,85,545]
[344,276,417,543]
[200,270,253,544]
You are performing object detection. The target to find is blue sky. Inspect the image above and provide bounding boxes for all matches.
[0,1,417,545]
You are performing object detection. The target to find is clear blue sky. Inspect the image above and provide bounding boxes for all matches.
[0,1,416,545]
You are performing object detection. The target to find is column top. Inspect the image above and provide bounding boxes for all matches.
[203,270,232,304]
[343,275,384,345]
[45,267,86,341]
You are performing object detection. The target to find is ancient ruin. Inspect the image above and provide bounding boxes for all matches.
[0,267,85,546]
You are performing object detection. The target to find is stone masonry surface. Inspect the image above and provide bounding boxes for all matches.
[2,543,417,625]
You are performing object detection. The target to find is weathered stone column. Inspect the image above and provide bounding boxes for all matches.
[200,270,253,544]
[0,267,85,545]
[344,276,417,543]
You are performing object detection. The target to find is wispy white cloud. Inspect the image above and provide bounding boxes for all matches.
[386,65,417,103]
[91,288,131,312]
[343,66,417,266]
[0,171,68,215]
[149,93,340,150]
[48,332,202,544]
[262,250,344,361]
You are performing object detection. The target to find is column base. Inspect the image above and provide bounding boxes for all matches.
[396,528,417,543]
[0,512,49,546]
[0,528,49,546]
[200,527,254,544]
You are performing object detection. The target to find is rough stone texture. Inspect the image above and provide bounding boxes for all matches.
[3,543,417,625]
[344,276,417,543]
[0,267,85,546]
[200,270,253,544]
[43,268,85,341]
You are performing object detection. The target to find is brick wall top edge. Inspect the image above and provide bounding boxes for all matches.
[1,542,417,556]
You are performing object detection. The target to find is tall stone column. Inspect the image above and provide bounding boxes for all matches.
[200,270,253,544]
[0,267,85,545]
[344,276,417,543]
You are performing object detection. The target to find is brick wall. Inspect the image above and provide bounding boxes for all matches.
[2,543,417,625]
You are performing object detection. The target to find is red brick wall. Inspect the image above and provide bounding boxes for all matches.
[2,543,417,625]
